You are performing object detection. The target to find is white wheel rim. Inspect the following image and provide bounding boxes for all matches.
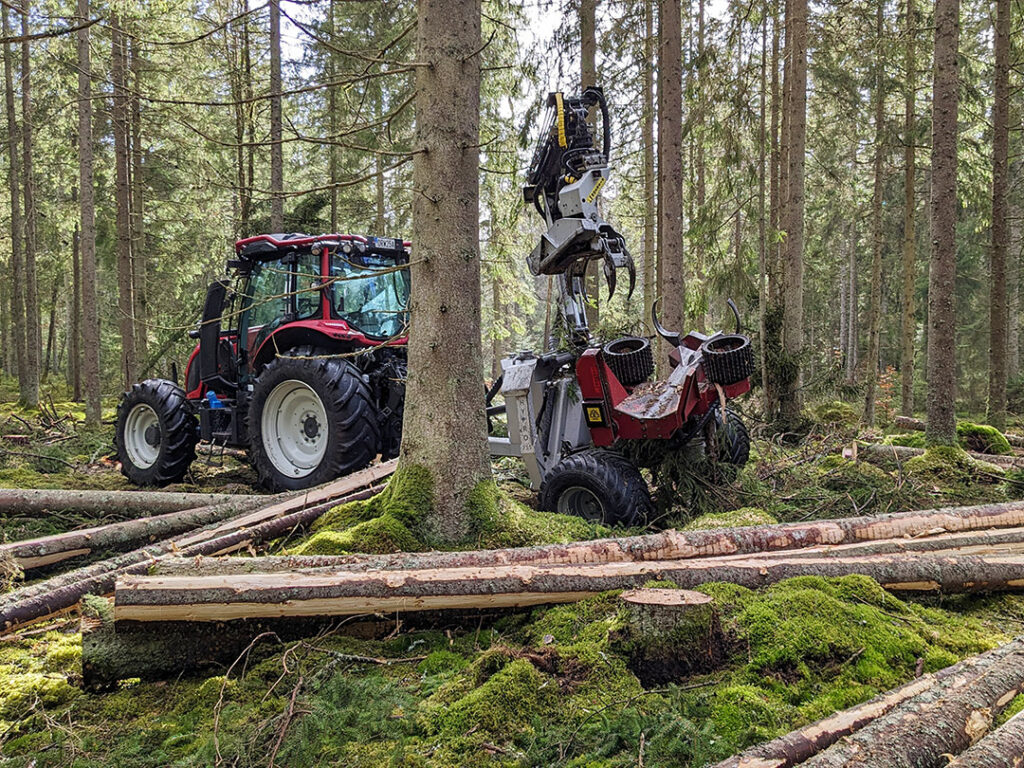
[262,380,329,478]
[124,403,161,469]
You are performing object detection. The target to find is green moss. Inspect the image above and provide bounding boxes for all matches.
[684,507,778,530]
[313,464,435,532]
[417,650,468,677]
[883,432,926,449]
[811,400,858,427]
[295,515,421,555]
[957,421,1013,455]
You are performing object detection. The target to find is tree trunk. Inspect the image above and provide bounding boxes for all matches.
[77,0,101,425]
[863,0,886,426]
[269,0,284,231]
[642,0,655,339]
[70,198,81,400]
[111,15,135,389]
[657,0,684,362]
[802,640,1024,767]
[946,709,1024,767]
[18,0,38,408]
[402,0,489,543]
[327,0,338,232]
[716,643,1023,768]
[41,279,58,382]
[988,0,1010,430]
[580,0,600,326]
[926,0,960,446]
[2,5,24,404]
[129,36,147,369]
[759,4,770,408]
[899,0,918,416]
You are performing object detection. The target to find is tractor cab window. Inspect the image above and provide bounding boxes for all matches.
[294,252,322,319]
[246,260,290,328]
[330,251,409,339]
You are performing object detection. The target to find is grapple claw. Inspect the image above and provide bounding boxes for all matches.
[603,254,617,298]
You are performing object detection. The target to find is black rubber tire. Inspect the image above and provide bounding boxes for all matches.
[603,336,655,386]
[115,379,198,486]
[709,408,750,467]
[539,450,653,526]
[379,358,406,461]
[248,350,381,492]
[701,334,755,386]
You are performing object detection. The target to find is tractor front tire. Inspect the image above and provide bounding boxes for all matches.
[248,351,381,492]
[115,379,198,486]
[539,450,653,526]
[708,408,750,467]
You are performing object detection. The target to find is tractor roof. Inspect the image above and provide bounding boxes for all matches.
[234,233,410,262]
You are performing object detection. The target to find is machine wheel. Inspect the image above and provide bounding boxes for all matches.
[248,349,381,491]
[701,334,754,386]
[604,336,655,386]
[539,450,653,526]
[115,379,198,486]
[707,408,750,467]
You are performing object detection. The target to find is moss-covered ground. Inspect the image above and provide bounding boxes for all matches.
[4,397,1024,765]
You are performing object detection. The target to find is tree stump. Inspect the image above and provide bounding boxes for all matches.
[615,587,723,687]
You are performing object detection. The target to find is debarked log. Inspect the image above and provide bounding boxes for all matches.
[113,553,1024,624]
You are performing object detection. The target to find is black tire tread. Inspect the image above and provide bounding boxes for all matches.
[715,408,750,466]
[114,379,198,486]
[539,449,653,526]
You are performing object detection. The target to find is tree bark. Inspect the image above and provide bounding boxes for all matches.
[111,15,135,388]
[802,639,1024,767]
[2,4,24,405]
[716,642,1023,768]
[580,0,600,325]
[759,3,770,410]
[657,0,684,363]
[402,0,489,543]
[269,0,284,231]
[642,0,655,340]
[899,0,917,416]
[77,0,100,425]
[18,0,38,407]
[129,35,147,369]
[946,709,1024,767]
[69,194,81,400]
[926,0,960,446]
[988,0,1010,430]
[863,0,886,426]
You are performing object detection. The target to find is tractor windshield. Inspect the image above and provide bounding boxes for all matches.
[330,251,409,339]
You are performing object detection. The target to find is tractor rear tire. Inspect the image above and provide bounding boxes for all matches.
[248,350,381,492]
[539,450,653,526]
[708,408,750,467]
[115,379,198,486]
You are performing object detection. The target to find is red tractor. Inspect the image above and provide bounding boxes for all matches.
[114,234,409,491]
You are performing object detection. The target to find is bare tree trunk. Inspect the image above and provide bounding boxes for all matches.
[41,279,58,382]
[926,0,960,446]
[19,0,38,407]
[643,0,656,339]
[402,0,489,543]
[989,0,1010,429]
[269,0,284,231]
[758,4,770,406]
[779,0,807,428]
[129,36,147,369]
[658,0,684,363]
[77,0,101,425]
[3,5,25,404]
[490,272,501,381]
[864,0,886,426]
[694,0,706,326]
[70,184,81,401]
[900,0,918,416]
[327,0,338,232]
[580,0,600,326]
[111,16,135,389]
[375,152,386,234]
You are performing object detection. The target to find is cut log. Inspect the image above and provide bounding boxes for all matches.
[802,638,1024,767]
[714,643,1023,768]
[861,442,1023,469]
[113,553,1024,624]
[0,487,262,517]
[946,709,1024,767]
[148,498,1024,578]
[0,468,393,634]
[894,415,927,432]
[616,588,723,686]
[0,494,271,571]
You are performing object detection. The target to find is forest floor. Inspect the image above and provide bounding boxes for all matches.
[4,395,1024,766]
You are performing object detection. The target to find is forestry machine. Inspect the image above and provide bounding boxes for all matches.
[487,87,755,525]
[115,234,410,492]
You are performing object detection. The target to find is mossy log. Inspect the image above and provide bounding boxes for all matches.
[0,495,271,571]
[894,415,927,432]
[149,499,1024,578]
[616,588,723,686]
[113,553,1024,623]
[713,647,1012,768]
[946,710,1024,767]
[0,487,262,517]
[0,481,388,635]
[802,638,1024,767]
[862,442,1021,468]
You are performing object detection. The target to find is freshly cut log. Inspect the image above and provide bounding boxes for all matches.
[713,649,1012,768]
[946,709,1024,767]
[802,637,1024,767]
[0,487,262,517]
[113,553,1024,623]
[861,442,1024,469]
[0,473,391,634]
[1,495,270,571]
[148,498,1024,578]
